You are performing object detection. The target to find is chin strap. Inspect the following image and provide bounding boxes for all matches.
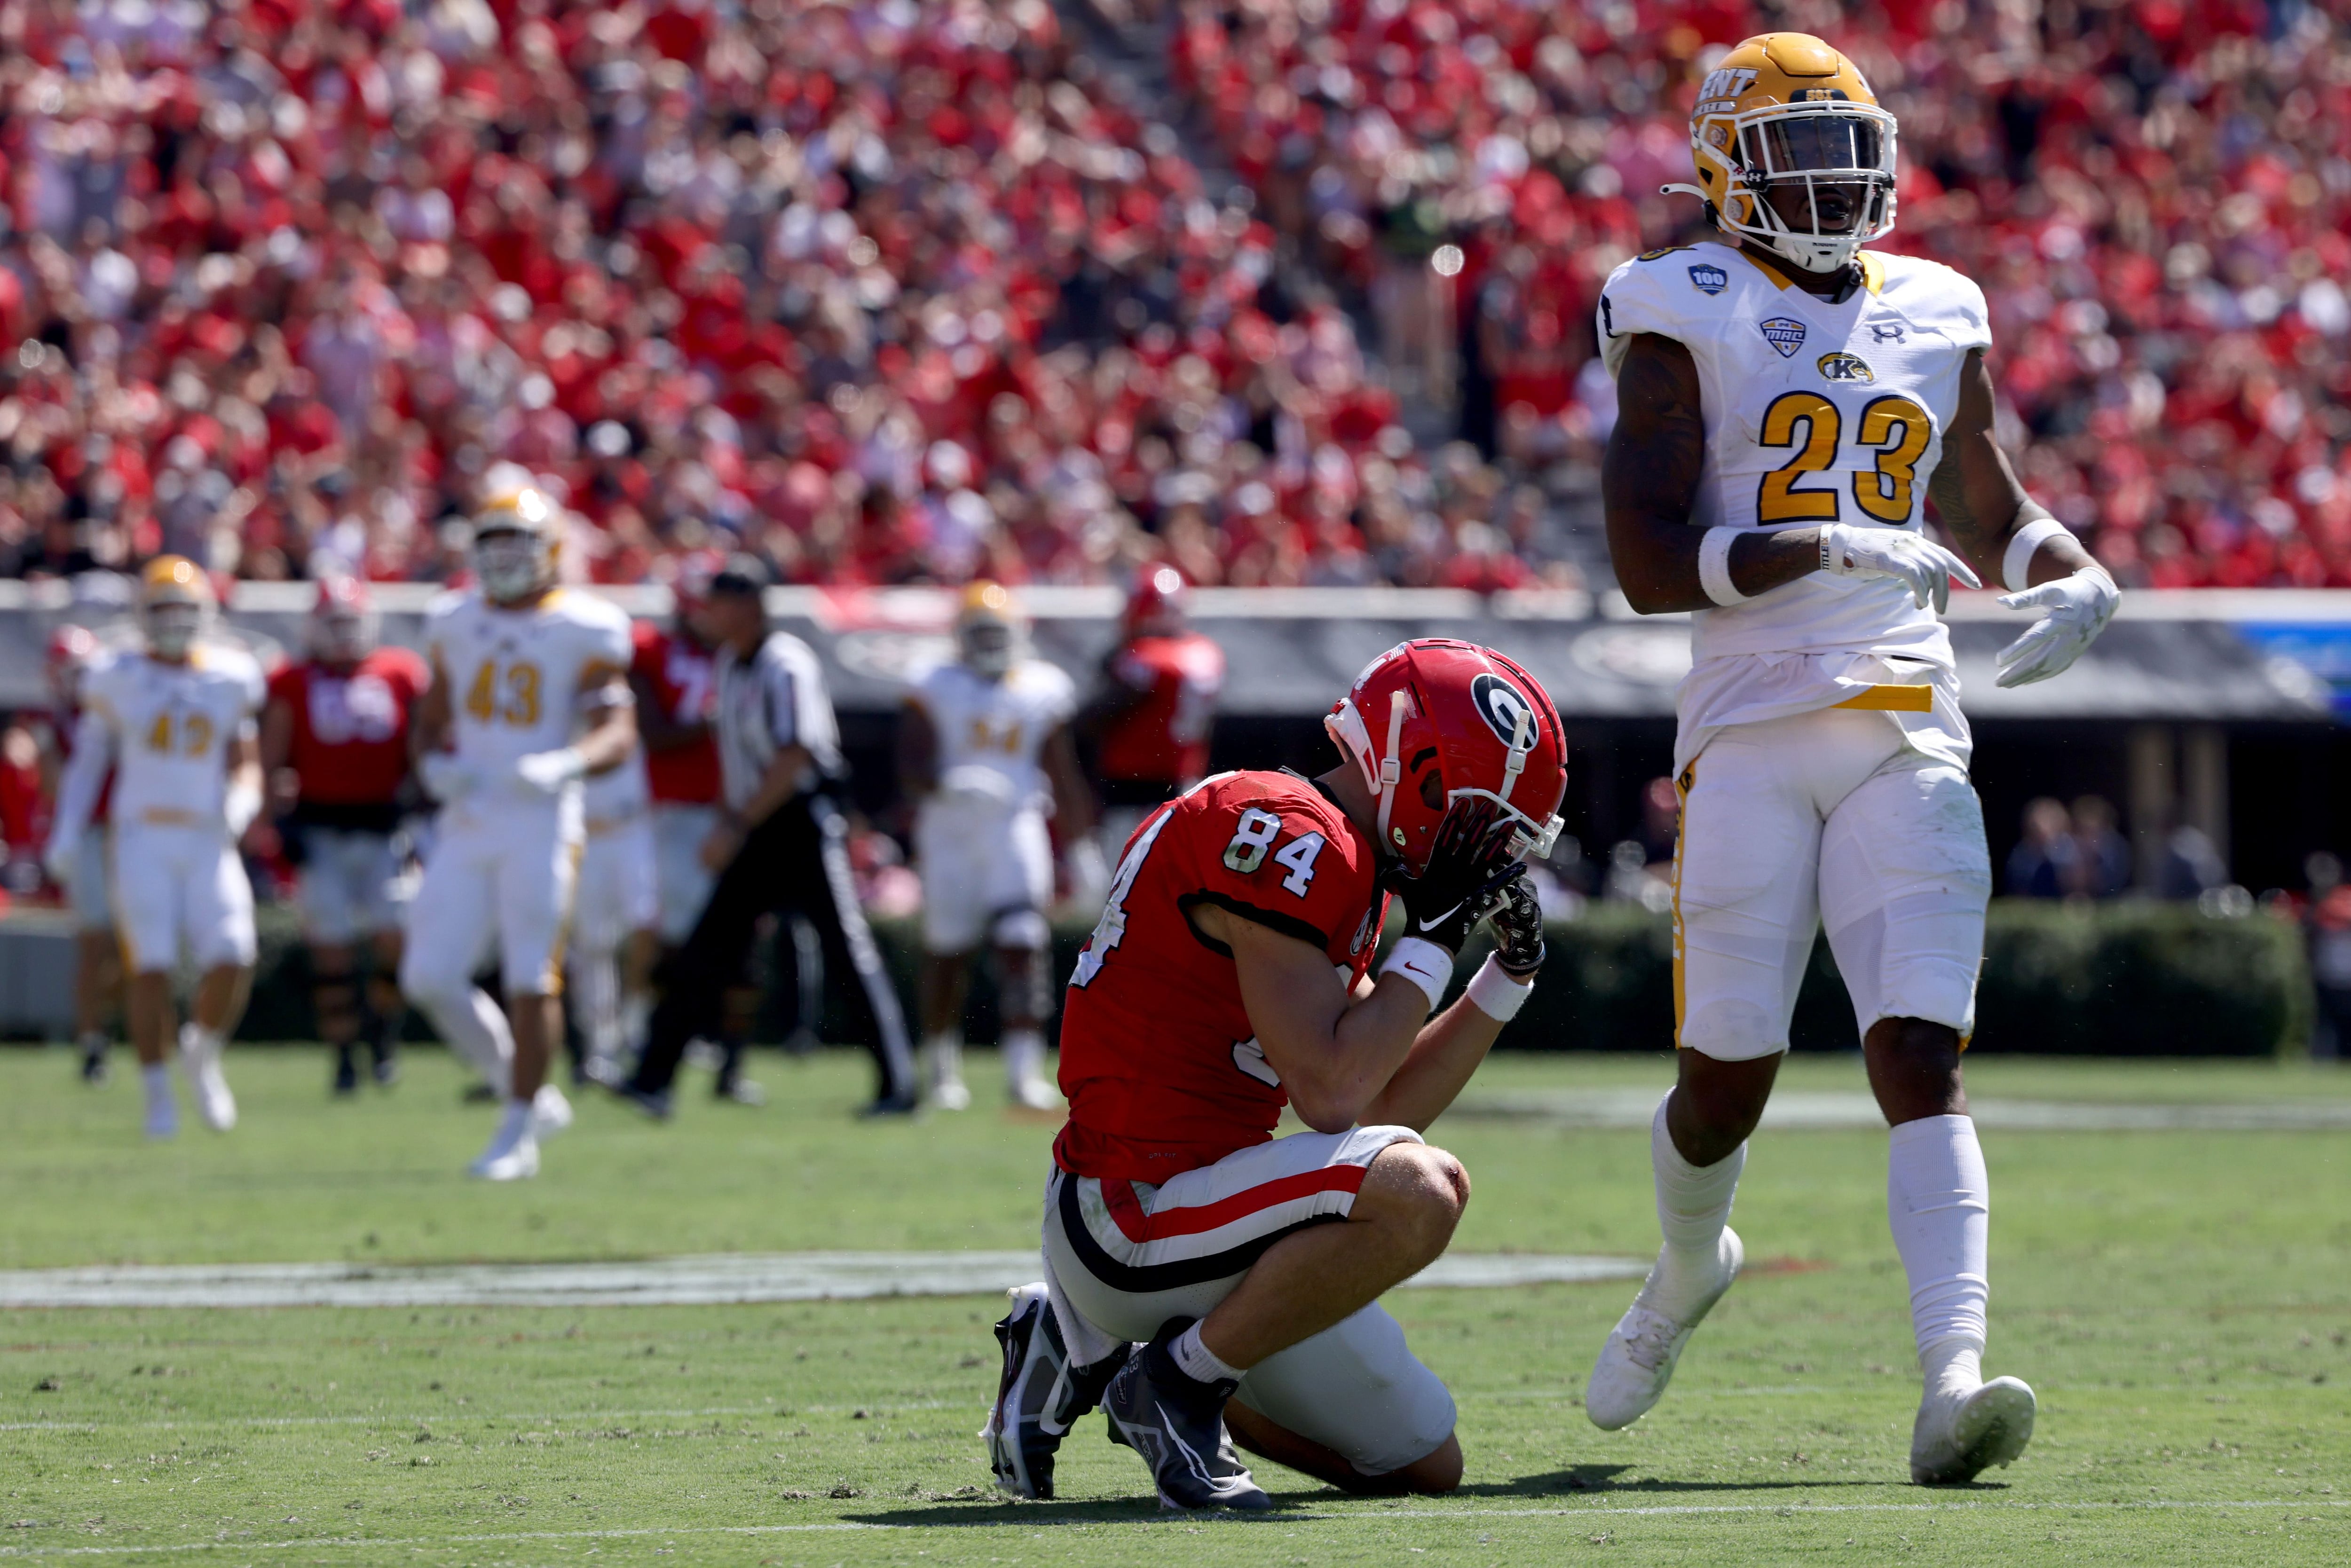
[1372,689,1408,849]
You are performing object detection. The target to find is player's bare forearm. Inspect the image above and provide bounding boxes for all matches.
[1044,725,1095,838]
[1927,349,2099,587]
[411,661,453,760]
[573,693,638,775]
[1209,905,1429,1133]
[1604,332,1820,612]
[1356,995,1506,1134]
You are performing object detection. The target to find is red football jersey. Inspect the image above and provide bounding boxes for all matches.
[1055,770,1389,1183]
[632,621,723,805]
[1096,631,1225,787]
[269,648,429,805]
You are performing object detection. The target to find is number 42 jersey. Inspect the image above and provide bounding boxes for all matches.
[1599,240,1991,772]
[1055,770,1389,1186]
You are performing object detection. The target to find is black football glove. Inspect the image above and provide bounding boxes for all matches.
[1486,872,1546,979]
[1391,857,1527,953]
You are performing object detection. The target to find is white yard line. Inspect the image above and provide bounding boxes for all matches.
[0,1252,1646,1310]
[1,1498,2344,1556]
[1447,1089,2351,1132]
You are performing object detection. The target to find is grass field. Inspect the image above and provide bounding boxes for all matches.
[3,1044,2348,1565]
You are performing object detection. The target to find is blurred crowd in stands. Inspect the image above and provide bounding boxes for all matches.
[0,0,2344,593]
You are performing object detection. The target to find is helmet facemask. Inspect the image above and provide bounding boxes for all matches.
[476,526,550,602]
[958,617,1016,679]
[146,601,203,660]
[1705,102,1897,273]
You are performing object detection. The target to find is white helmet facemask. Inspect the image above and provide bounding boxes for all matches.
[1696,102,1898,273]
[147,602,202,659]
[476,528,547,601]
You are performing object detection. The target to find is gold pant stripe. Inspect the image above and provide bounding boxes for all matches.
[1832,684,1933,713]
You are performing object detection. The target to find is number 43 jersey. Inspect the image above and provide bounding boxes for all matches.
[1599,241,1991,771]
[1056,770,1389,1185]
[423,588,634,807]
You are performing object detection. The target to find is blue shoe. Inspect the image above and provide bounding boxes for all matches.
[1101,1319,1270,1511]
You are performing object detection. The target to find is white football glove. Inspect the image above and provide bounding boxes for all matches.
[1995,567,2120,688]
[42,829,78,889]
[1818,524,1982,615]
[514,747,588,795]
[418,752,483,804]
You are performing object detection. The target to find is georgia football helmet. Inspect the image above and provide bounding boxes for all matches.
[957,580,1022,680]
[1324,638,1567,878]
[473,479,562,603]
[140,554,214,661]
[1122,564,1189,639]
[1665,32,1897,274]
[308,574,379,664]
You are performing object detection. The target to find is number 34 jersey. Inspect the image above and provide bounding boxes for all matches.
[424,588,634,807]
[1599,241,1991,770]
[1056,770,1389,1186]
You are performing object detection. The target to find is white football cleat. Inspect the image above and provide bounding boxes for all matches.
[469,1106,540,1181]
[1009,1072,1059,1112]
[1585,1228,1743,1430]
[531,1083,574,1136]
[1911,1375,2036,1485]
[923,1041,970,1111]
[179,1026,237,1132]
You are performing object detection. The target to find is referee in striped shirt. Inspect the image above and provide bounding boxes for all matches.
[619,557,918,1117]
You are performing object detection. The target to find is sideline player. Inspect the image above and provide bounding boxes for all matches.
[1586,32,2121,1484]
[47,559,265,1139]
[983,639,1565,1506]
[1078,565,1225,862]
[261,577,428,1095]
[400,480,637,1180]
[899,582,1093,1111]
[42,624,122,1084]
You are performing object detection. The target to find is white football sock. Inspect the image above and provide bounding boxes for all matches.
[141,1062,172,1101]
[570,945,621,1066]
[1171,1322,1245,1384]
[412,985,515,1098]
[923,1031,964,1085]
[183,1023,224,1059]
[1002,1027,1047,1085]
[1650,1093,1745,1307]
[1887,1113,1991,1389]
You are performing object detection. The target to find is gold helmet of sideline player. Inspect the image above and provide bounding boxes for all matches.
[473,476,562,604]
[140,554,214,660]
[1668,32,1897,275]
[956,580,1021,680]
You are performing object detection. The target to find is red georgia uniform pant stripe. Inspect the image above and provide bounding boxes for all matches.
[1100,1162,1369,1243]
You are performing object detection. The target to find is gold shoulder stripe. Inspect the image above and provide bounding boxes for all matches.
[1736,249,1797,291]
[1859,252,1886,294]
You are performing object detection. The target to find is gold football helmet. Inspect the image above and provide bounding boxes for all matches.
[1667,33,1897,274]
[473,476,562,603]
[955,580,1021,680]
[140,554,214,659]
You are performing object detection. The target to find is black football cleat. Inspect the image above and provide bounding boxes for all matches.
[980,1284,1128,1499]
[1101,1318,1270,1511]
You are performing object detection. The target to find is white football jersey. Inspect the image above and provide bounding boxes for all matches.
[424,588,634,803]
[82,642,265,828]
[909,656,1076,812]
[1599,240,1990,769]
[583,747,652,824]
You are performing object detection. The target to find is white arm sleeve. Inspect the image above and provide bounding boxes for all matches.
[51,709,113,844]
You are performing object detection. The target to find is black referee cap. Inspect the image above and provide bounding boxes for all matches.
[709,554,772,597]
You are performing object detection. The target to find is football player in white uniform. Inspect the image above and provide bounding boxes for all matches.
[568,742,660,1088]
[401,479,638,1180]
[899,582,1093,1111]
[47,558,266,1140]
[1584,33,2120,1486]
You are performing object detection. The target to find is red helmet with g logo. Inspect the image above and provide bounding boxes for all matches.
[1324,638,1567,877]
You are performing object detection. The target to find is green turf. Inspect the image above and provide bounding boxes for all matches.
[2,1046,2348,1564]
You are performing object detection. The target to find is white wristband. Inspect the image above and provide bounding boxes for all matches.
[1697,526,1750,607]
[2003,516,2071,592]
[1464,954,1533,1021]
[1379,937,1452,1013]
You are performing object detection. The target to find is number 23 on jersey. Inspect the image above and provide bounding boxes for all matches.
[1756,392,1932,525]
